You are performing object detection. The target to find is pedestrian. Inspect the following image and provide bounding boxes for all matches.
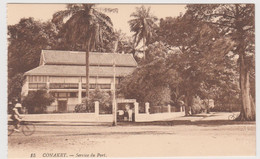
[128,108,133,121]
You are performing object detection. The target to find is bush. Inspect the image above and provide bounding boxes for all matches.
[191,96,206,114]
[211,103,241,112]
[22,90,55,114]
[75,88,112,114]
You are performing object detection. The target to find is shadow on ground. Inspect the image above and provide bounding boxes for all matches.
[30,118,255,127]
[118,120,255,127]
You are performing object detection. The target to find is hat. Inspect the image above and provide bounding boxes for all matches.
[15,103,22,108]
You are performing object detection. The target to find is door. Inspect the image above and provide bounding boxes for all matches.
[58,100,67,112]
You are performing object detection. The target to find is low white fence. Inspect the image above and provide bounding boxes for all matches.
[8,113,113,123]
[9,101,184,123]
[135,112,185,122]
[133,102,184,122]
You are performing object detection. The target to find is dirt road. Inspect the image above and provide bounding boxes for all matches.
[8,122,255,158]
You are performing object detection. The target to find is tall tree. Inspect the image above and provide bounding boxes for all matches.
[119,42,177,106]
[186,4,255,121]
[52,4,115,101]
[8,17,58,100]
[158,13,237,116]
[128,5,158,60]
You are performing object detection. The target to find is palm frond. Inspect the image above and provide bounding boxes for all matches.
[52,10,74,24]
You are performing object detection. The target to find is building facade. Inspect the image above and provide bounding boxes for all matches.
[21,50,137,113]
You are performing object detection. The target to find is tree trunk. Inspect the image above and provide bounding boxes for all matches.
[143,38,146,60]
[184,91,192,116]
[206,98,210,114]
[237,53,255,121]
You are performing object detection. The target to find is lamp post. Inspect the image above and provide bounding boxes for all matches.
[112,52,117,126]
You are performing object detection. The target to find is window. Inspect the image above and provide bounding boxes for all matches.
[69,92,77,98]
[82,92,86,97]
[37,76,41,82]
[50,92,78,98]
[28,76,33,82]
[82,83,86,89]
[29,76,47,83]
[90,84,96,89]
[82,84,97,89]
[49,83,78,89]
[33,76,37,82]
[82,83,111,89]
[100,84,111,89]
[29,83,47,89]
[58,93,67,98]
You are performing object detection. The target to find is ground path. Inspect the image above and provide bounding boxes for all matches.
[8,119,255,158]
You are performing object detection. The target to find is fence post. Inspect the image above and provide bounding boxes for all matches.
[134,102,139,121]
[78,82,82,104]
[168,104,171,113]
[95,101,99,116]
[145,102,150,114]
[134,102,139,115]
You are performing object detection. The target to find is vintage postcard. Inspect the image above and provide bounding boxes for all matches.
[4,2,257,159]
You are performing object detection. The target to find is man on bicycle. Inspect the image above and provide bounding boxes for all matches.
[11,100,22,132]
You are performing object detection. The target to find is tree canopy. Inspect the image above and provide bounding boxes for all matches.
[185,4,255,120]
[8,4,255,121]
[8,17,58,100]
[128,5,158,59]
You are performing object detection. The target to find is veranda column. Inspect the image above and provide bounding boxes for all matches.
[21,76,29,97]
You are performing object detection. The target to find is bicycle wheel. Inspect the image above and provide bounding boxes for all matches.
[8,125,15,136]
[22,122,35,136]
[228,115,235,120]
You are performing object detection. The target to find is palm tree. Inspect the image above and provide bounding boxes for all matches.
[128,5,158,60]
[52,4,114,101]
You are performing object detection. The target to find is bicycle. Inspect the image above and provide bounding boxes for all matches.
[228,113,238,120]
[8,120,36,136]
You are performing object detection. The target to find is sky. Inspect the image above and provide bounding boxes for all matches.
[7,4,186,35]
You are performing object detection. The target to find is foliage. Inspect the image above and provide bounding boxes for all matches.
[8,73,25,101]
[52,4,115,52]
[52,4,116,99]
[211,103,241,112]
[128,5,158,59]
[113,29,138,55]
[8,18,58,100]
[22,90,55,114]
[119,42,176,106]
[77,89,112,113]
[158,12,240,116]
[186,4,255,120]
[191,96,206,114]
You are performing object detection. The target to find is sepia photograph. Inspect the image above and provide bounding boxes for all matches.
[3,2,257,159]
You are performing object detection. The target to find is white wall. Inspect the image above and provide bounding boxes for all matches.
[135,112,185,122]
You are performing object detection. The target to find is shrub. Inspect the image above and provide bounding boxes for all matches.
[22,90,55,114]
[75,88,112,114]
[191,96,206,114]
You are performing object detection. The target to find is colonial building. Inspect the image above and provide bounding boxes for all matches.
[21,50,137,113]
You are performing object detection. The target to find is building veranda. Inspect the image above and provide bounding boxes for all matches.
[22,50,137,113]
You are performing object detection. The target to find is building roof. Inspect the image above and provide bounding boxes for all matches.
[25,65,135,77]
[41,50,137,67]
